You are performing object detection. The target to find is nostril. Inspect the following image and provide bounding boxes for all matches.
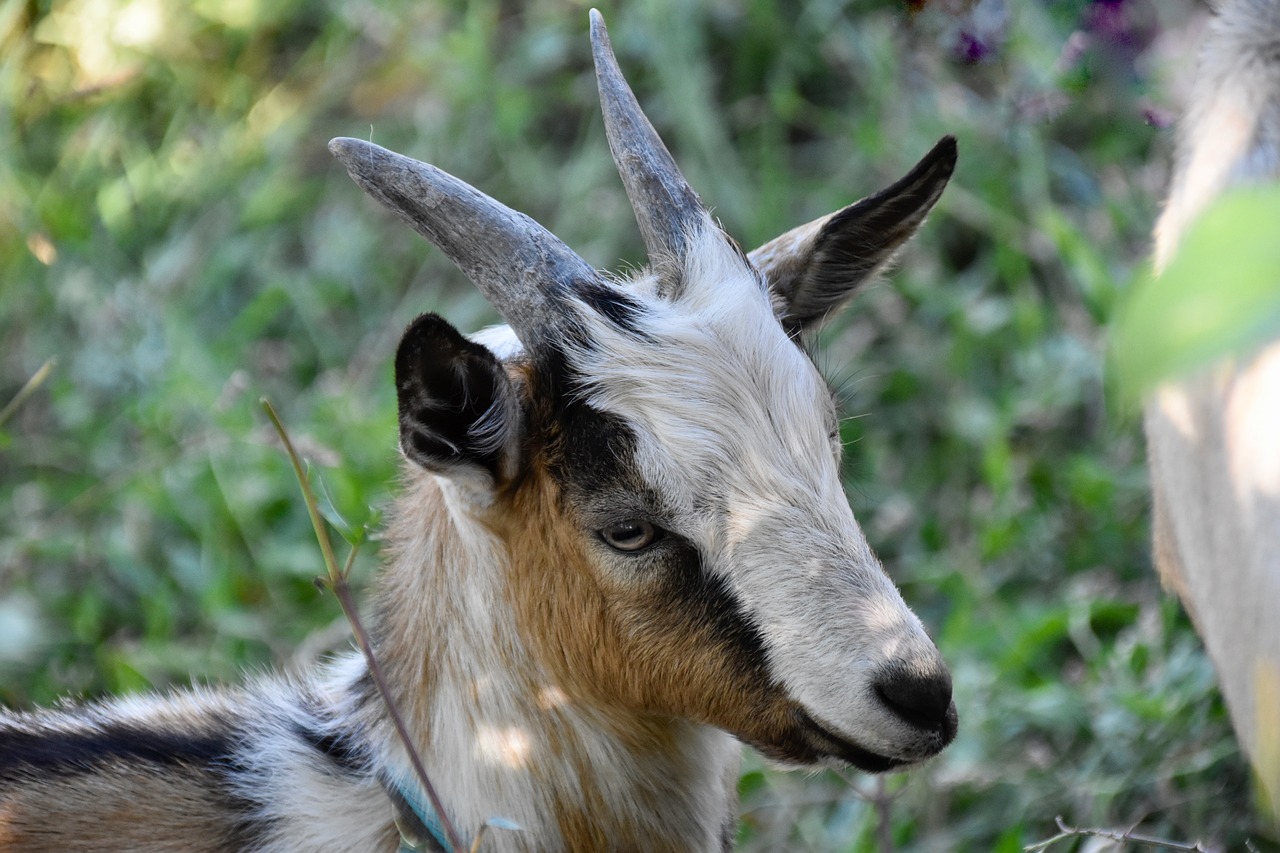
[874,664,954,731]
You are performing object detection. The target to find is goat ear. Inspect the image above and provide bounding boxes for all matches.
[750,136,956,333]
[395,314,522,489]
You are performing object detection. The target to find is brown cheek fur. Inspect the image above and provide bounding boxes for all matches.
[488,413,805,761]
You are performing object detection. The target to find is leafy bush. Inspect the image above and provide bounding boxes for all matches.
[1,0,1273,849]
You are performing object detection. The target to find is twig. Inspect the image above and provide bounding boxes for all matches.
[872,776,895,853]
[261,398,465,853]
[741,795,864,816]
[835,770,899,852]
[1024,815,1220,852]
[0,357,56,428]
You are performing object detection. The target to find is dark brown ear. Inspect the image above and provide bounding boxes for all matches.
[749,136,956,333]
[395,314,522,490]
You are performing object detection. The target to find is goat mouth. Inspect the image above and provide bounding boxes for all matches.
[746,709,906,774]
[795,709,908,773]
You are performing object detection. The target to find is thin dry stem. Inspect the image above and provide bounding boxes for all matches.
[1024,815,1222,853]
[872,776,895,853]
[0,357,56,428]
[261,397,465,852]
[835,769,901,852]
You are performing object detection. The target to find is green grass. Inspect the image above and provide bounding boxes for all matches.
[1,0,1274,849]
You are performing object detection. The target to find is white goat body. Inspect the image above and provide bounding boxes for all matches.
[1145,0,1280,803]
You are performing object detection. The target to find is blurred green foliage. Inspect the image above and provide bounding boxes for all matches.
[1,0,1274,849]
[1113,186,1280,401]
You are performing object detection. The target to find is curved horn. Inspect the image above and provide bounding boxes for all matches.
[329,137,599,350]
[590,9,709,263]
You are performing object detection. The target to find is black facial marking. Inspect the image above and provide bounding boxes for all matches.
[543,391,757,677]
[0,723,237,779]
[544,392,777,689]
[549,397,642,495]
[658,542,776,683]
[578,281,650,337]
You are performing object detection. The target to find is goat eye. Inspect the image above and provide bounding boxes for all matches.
[600,520,661,552]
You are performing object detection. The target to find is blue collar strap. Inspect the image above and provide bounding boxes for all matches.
[382,776,456,853]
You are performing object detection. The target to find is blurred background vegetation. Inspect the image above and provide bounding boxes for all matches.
[1,0,1274,849]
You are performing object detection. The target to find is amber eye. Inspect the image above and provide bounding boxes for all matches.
[600,520,661,553]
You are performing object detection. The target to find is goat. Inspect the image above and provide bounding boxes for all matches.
[0,11,957,851]
[1144,0,1280,808]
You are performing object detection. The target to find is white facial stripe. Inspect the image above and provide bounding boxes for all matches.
[564,223,945,758]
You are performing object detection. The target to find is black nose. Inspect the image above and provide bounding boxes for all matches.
[874,663,955,733]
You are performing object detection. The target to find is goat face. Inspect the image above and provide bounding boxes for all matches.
[333,10,957,773]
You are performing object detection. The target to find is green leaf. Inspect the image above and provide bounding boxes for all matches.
[310,463,355,542]
[1112,187,1280,404]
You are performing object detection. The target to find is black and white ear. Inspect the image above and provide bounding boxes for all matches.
[395,313,523,491]
[750,136,956,334]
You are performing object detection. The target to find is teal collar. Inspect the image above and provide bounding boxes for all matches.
[381,774,522,851]
[382,776,455,853]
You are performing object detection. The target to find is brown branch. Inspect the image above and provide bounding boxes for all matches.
[835,770,900,853]
[872,776,895,853]
[1024,815,1221,853]
[262,398,465,852]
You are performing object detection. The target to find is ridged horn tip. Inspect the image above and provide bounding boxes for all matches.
[328,135,364,162]
[329,136,376,176]
[589,9,709,264]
